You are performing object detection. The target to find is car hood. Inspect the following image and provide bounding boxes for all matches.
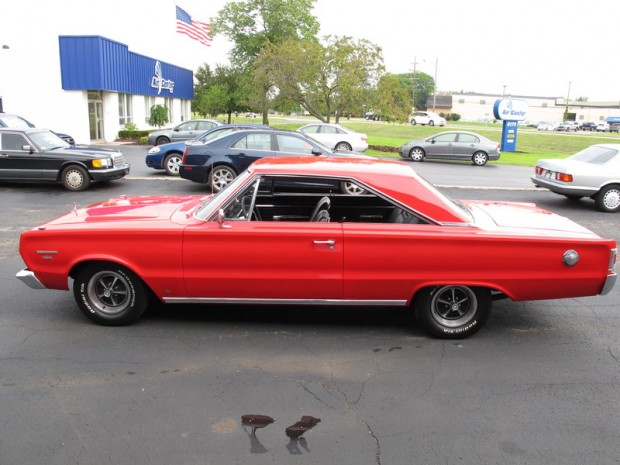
[463,200,599,237]
[40,195,208,227]
[52,145,122,158]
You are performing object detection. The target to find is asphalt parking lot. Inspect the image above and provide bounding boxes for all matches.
[1,145,619,464]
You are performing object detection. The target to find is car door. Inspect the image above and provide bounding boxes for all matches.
[425,133,456,158]
[171,121,198,142]
[452,133,480,160]
[182,177,344,299]
[226,133,275,172]
[0,132,41,180]
[317,125,341,149]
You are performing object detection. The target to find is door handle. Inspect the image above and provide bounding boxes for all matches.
[313,239,335,250]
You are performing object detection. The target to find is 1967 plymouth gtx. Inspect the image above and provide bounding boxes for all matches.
[17,156,617,338]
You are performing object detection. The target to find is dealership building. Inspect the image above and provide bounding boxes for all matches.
[0,35,193,145]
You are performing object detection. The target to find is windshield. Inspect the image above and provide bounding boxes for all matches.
[0,115,33,129]
[194,169,254,220]
[569,146,618,164]
[28,130,70,151]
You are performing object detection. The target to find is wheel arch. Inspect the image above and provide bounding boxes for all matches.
[410,282,510,306]
[55,161,92,183]
[69,258,158,297]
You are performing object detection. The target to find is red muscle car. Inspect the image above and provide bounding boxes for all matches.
[16,157,618,338]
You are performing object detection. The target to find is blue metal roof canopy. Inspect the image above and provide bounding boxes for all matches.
[605,116,620,123]
[59,36,193,99]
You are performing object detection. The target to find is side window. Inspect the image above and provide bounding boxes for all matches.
[232,134,271,150]
[1,133,29,151]
[433,133,457,143]
[321,126,338,134]
[301,125,319,134]
[457,134,479,143]
[197,121,216,131]
[178,122,196,131]
[276,135,314,154]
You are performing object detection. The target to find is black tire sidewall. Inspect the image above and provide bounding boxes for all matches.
[73,264,147,326]
[415,286,491,339]
[61,165,90,191]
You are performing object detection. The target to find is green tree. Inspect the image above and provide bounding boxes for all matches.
[211,0,320,124]
[192,64,251,122]
[148,105,169,128]
[375,74,411,123]
[395,72,435,111]
[256,36,384,123]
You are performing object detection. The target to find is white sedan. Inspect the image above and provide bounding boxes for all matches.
[409,111,446,127]
[297,123,368,152]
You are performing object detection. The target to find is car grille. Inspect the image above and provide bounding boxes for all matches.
[111,152,126,167]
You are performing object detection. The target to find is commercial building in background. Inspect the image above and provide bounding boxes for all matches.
[429,92,620,124]
[0,35,193,144]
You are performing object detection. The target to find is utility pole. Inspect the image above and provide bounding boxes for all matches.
[432,57,438,111]
[564,81,572,121]
[411,56,418,112]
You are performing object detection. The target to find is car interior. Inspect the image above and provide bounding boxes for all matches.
[220,175,426,224]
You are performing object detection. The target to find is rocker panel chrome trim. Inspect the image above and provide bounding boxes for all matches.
[163,297,408,306]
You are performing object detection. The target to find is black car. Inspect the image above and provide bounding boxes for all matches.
[579,122,597,131]
[0,113,76,145]
[179,129,367,193]
[145,124,270,176]
[0,128,130,191]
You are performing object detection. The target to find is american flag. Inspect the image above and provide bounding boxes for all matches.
[176,5,211,47]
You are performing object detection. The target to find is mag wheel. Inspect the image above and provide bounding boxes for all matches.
[472,151,489,166]
[409,147,425,161]
[208,165,237,193]
[74,264,148,326]
[164,153,182,176]
[415,285,491,339]
[595,185,620,212]
[335,142,352,151]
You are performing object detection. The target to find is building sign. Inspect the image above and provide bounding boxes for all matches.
[151,61,175,95]
[493,99,527,153]
[493,99,528,121]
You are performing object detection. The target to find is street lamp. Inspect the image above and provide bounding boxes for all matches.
[502,85,507,97]
[432,58,438,111]
[564,81,572,121]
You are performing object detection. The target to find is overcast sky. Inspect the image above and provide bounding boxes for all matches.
[3,0,620,102]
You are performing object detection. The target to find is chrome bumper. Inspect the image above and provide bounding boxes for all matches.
[16,269,47,289]
[601,272,617,295]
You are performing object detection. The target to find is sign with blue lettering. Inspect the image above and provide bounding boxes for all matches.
[494,99,527,152]
[493,99,528,121]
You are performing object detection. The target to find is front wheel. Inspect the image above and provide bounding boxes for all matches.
[595,184,620,212]
[472,151,489,166]
[73,263,148,326]
[409,147,425,162]
[414,285,491,338]
[163,153,182,176]
[155,136,170,146]
[61,165,91,191]
[429,120,435,126]
[208,165,237,193]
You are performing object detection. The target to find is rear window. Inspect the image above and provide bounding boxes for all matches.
[570,146,618,164]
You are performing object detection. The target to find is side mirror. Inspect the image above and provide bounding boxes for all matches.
[311,149,323,156]
[22,145,33,153]
[217,209,231,228]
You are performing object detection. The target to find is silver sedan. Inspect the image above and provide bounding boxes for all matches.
[398,131,501,166]
[531,143,620,212]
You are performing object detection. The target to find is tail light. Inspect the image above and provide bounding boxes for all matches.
[182,146,189,164]
[557,173,573,182]
[535,166,543,174]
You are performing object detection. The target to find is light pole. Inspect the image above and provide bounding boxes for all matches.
[411,56,419,112]
[502,85,507,97]
[432,57,438,111]
[564,81,572,121]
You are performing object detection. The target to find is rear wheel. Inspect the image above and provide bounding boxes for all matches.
[340,181,366,195]
[595,184,620,212]
[73,263,148,326]
[335,142,352,151]
[155,136,170,145]
[163,153,182,176]
[410,119,417,125]
[414,285,491,339]
[472,151,489,166]
[208,165,237,193]
[429,120,435,126]
[61,165,91,191]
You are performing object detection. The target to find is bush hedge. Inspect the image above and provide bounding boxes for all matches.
[118,130,150,140]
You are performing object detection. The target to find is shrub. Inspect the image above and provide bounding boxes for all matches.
[148,105,169,128]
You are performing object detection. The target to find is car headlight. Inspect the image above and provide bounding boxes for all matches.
[148,146,161,154]
[92,158,112,168]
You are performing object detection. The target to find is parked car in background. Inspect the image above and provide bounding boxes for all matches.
[0,128,129,191]
[531,143,620,212]
[579,122,598,131]
[147,119,222,146]
[297,123,368,152]
[556,121,579,132]
[398,131,500,166]
[537,122,559,131]
[146,124,269,176]
[0,112,75,145]
[596,123,610,132]
[179,129,367,193]
[17,156,617,338]
[410,111,446,127]
[364,111,380,121]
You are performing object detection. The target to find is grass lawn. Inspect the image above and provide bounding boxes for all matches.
[261,117,620,167]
